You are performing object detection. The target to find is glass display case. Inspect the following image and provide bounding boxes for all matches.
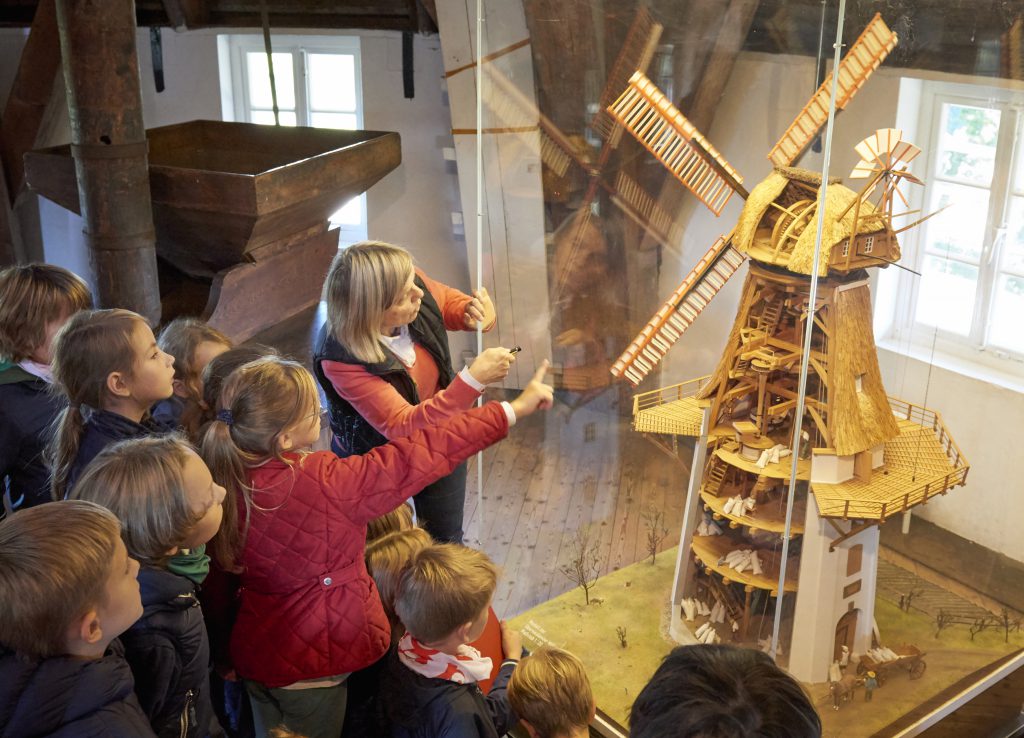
[436,1,1024,735]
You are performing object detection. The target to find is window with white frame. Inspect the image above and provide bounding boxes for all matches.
[886,80,1024,367]
[219,34,367,244]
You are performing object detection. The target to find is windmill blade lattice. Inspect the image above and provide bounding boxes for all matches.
[767,13,898,168]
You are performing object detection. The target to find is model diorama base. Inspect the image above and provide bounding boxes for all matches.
[511,546,1024,733]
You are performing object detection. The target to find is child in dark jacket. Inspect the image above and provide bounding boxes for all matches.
[199,357,551,738]
[0,500,153,737]
[49,308,176,499]
[153,318,233,441]
[71,436,226,738]
[0,264,92,513]
[381,544,523,738]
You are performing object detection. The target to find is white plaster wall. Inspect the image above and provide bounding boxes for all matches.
[655,50,1024,564]
[1,28,467,352]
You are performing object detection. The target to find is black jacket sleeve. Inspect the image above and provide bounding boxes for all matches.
[121,632,182,736]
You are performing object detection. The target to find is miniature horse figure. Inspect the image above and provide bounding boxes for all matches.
[829,674,860,711]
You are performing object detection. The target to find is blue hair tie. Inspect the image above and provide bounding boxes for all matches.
[216,409,234,426]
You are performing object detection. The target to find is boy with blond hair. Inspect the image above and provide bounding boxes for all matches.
[0,500,154,737]
[381,543,522,738]
[508,647,595,738]
[0,264,91,512]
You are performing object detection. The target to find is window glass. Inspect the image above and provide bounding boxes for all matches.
[308,53,357,111]
[246,51,296,109]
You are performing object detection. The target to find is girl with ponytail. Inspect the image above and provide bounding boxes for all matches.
[198,355,552,737]
[49,309,176,499]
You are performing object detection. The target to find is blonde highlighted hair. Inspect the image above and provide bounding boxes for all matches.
[323,241,414,364]
[199,356,319,568]
[394,543,498,644]
[508,647,594,738]
[0,263,92,363]
[157,317,232,439]
[0,500,120,657]
[70,436,204,567]
[49,308,149,500]
[366,502,416,544]
[365,527,433,643]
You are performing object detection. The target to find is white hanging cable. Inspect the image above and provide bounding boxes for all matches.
[770,0,847,660]
[474,0,485,540]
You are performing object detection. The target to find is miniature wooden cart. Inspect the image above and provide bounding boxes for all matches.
[857,645,927,684]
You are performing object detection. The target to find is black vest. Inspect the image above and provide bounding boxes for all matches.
[314,275,457,456]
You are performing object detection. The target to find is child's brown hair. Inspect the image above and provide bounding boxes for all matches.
[0,263,92,362]
[157,317,232,438]
[198,344,279,431]
[199,356,319,569]
[0,500,120,657]
[365,527,433,642]
[49,309,149,500]
[508,647,594,738]
[394,543,499,644]
[366,502,415,544]
[70,436,204,567]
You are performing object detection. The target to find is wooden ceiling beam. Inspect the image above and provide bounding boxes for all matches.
[160,0,208,29]
[0,0,60,203]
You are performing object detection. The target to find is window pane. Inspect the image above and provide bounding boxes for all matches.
[1005,196,1024,274]
[935,103,1000,186]
[250,109,297,126]
[330,196,362,226]
[988,274,1024,353]
[310,112,358,130]
[246,51,296,109]
[922,181,987,262]
[914,255,978,335]
[308,53,356,111]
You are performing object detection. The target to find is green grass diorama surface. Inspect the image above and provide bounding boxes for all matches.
[508,549,679,723]
[509,547,1024,735]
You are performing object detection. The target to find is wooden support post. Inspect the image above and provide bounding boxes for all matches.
[742,585,753,639]
[54,0,161,322]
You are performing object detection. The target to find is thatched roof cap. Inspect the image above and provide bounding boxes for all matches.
[788,184,887,276]
[775,166,841,186]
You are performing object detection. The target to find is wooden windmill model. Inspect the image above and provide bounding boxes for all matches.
[604,14,970,683]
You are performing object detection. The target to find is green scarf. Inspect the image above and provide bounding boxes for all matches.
[167,544,211,585]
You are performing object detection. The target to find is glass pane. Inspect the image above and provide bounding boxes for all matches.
[330,195,362,226]
[308,53,357,111]
[310,112,358,130]
[988,274,1024,353]
[922,181,988,262]
[1005,196,1024,274]
[915,254,979,334]
[935,102,1000,186]
[250,109,297,127]
[246,51,296,109]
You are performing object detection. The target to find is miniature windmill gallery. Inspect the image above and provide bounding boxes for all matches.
[602,13,971,687]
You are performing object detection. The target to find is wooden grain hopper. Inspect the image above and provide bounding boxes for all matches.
[24,119,401,338]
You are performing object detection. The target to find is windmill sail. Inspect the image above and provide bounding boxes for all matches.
[612,232,746,386]
[607,72,745,216]
[767,13,898,168]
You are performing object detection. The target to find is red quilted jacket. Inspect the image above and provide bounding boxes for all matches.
[229,402,509,688]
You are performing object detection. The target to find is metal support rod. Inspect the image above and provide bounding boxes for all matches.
[770,0,848,659]
[474,0,485,535]
[54,0,160,322]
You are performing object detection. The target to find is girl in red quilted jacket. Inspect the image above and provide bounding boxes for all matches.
[199,356,552,738]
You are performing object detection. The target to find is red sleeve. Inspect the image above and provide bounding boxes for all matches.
[321,359,481,439]
[316,401,509,523]
[416,268,495,333]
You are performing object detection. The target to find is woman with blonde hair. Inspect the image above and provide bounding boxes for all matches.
[314,241,519,543]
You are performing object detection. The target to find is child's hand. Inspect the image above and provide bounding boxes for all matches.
[508,361,553,420]
[463,288,496,329]
[468,347,515,385]
[500,620,523,661]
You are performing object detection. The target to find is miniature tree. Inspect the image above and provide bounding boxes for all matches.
[969,617,994,641]
[934,608,954,638]
[616,626,628,648]
[560,526,602,605]
[643,506,669,564]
